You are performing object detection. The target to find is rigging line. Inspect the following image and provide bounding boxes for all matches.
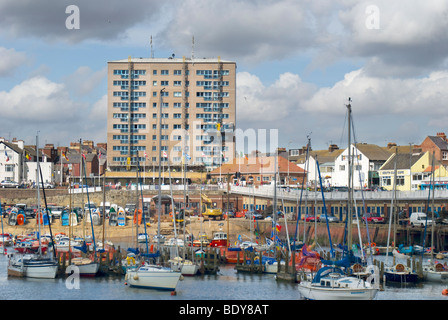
[350,115,372,263]
[294,134,311,245]
[317,159,334,258]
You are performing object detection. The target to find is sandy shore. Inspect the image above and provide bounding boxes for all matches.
[0,215,254,248]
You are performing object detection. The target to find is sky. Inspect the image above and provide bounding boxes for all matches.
[1,0,448,154]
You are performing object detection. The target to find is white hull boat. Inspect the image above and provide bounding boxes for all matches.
[298,266,378,300]
[423,263,448,282]
[8,254,58,279]
[125,264,182,290]
[66,257,99,276]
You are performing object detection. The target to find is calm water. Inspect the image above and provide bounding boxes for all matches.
[0,253,447,301]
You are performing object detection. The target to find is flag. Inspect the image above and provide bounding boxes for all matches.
[98,151,102,159]
[163,151,167,158]
[4,150,9,162]
[82,153,86,160]
[62,152,69,161]
[25,152,31,161]
[275,223,282,232]
[144,152,148,158]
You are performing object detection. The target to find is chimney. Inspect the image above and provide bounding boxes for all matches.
[437,132,447,141]
[387,142,397,149]
[328,144,339,152]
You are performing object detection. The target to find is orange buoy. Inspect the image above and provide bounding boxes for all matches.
[17,214,25,225]
[442,289,448,296]
[171,291,177,296]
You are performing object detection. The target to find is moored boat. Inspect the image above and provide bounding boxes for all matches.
[125,264,182,290]
[298,266,378,300]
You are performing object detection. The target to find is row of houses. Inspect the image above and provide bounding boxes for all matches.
[292,132,448,191]
[0,138,107,186]
[206,132,448,192]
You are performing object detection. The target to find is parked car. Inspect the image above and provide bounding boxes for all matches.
[0,180,19,188]
[410,212,432,227]
[245,211,263,220]
[24,208,36,218]
[319,214,339,223]
[48,206,64,219]
[43,182,55,189]
[363,213,385,224]
[304,215,317,222]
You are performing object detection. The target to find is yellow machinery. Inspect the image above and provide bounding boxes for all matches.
[201,194,223,220]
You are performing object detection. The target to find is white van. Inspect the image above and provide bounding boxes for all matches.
[410,212,432,227]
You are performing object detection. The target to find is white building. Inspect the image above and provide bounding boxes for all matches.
[0,138,53,185]
[332,143,391,189]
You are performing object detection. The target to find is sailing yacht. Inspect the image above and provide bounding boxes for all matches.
[298,100,379,300]
[7,135,58,279]
[298,265,378,300]
[124,134,182,290]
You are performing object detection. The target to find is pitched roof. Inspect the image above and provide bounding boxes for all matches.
[355,143,391,161]
[380,152,424,170]
[428,136,448,150]
[209,155,306,175]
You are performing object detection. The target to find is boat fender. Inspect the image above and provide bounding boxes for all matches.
[126,257,135,265]
[442,289,448,296]
[133,274,139,280]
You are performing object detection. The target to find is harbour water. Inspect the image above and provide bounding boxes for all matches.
[1,253,447,301]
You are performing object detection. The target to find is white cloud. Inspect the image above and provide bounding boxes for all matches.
[63,66,107,96]
[0,47,27,76]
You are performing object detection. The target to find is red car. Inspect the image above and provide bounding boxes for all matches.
[363,214,385,224]
[304,215,317,222]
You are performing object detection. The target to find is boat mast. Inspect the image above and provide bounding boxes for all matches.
[157,88,165,253]
[36,134,42,256]
[347,98,352,251]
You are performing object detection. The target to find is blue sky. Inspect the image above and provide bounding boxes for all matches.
[1,0,448,154]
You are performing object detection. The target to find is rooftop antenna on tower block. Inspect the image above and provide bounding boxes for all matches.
[150,35,154,58]
[191,35,195,65]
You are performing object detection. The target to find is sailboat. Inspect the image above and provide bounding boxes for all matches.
[65,144,99,277]
[124,130,182,290]
[7,134,58,279]
[383,148,419,283]
[422,152,448,282]
[298,99,379,300]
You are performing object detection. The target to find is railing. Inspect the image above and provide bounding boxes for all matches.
[229,185,448,202]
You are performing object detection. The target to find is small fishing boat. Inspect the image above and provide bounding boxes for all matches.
[66,257,99,277]
[209,232,227,247]
[109,207,118,226]
[169,256,199,276]
[61,210,70,226]
[117,207,126,226]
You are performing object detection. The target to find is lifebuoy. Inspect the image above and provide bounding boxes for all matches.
[370,242,376,247]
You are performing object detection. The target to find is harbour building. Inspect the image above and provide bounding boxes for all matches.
[107,56,236,179]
